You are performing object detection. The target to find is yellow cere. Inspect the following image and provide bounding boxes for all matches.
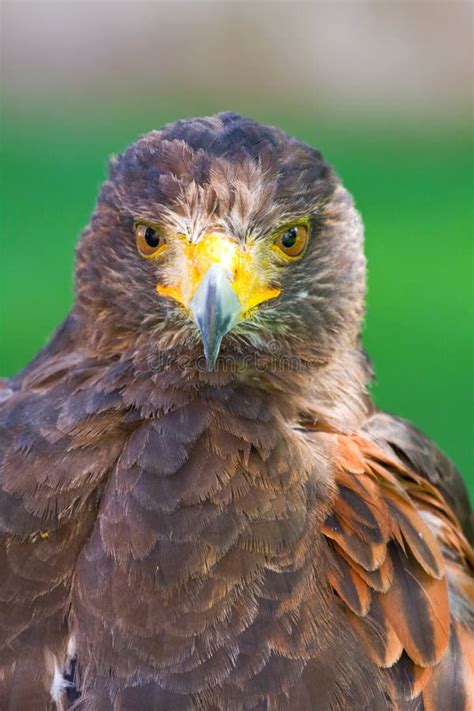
[156,233,281,317]
[196,233,237,272]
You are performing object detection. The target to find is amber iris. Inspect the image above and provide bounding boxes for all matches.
[135,223,167,257]
[274,224,309,258]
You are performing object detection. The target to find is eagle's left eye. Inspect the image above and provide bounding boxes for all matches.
[273,224,309,259]
[135,224,168,258]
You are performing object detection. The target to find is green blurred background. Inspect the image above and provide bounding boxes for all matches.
[1,2,473,497]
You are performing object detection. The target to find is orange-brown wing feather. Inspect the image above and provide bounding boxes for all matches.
[422,625,473,711]
[315,428,474,709]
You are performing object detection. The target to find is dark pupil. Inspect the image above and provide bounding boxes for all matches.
[144,227,160,248]
[281,227,298,248]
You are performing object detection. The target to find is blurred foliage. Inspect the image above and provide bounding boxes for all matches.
[1,98,473,497]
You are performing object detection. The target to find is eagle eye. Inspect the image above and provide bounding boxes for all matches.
[135,223,168,258]
[273,224,309,259]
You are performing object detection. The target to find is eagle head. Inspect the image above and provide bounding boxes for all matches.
[75,113,366,373]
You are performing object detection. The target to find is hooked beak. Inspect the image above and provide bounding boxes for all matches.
[156,233,280,369]
[189,263,241,370]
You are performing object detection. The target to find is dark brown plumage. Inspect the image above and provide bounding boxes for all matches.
[0,113,472,710]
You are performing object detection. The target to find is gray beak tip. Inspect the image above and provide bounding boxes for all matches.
[189,264,241,370]
[202,338,222,371]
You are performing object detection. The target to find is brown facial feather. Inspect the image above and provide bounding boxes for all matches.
[0,114,472,709]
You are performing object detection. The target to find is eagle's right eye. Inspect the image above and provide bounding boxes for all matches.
[135,223,168,258]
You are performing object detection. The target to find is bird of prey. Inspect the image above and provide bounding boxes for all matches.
[0,112,472,711]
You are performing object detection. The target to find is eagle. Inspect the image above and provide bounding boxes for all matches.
[0,112,472,710]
